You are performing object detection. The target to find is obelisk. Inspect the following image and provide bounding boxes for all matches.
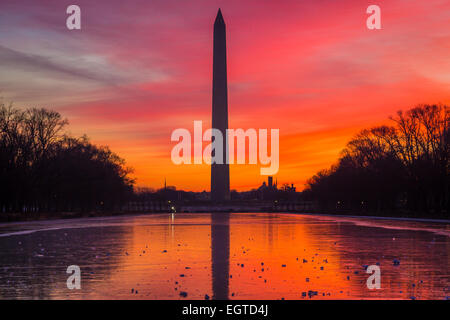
[211,9,230,202]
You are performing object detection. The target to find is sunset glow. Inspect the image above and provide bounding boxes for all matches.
[1,0,449,191]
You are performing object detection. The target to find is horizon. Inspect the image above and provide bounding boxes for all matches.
[1,0,449,192]
[0,0,449,305]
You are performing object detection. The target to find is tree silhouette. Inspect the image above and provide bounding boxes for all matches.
[0,103,134,215]
[304,104,449,215]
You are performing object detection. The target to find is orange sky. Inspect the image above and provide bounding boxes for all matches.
[1,0,449,191]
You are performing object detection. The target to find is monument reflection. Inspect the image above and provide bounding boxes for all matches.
[211,212,230,300]
[0,213,448,300]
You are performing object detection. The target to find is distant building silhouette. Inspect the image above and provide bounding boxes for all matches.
[211,9,230,202]
[268,176,273,188]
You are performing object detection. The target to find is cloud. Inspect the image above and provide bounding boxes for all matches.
[0,45,123,84]
[0,0,449,190]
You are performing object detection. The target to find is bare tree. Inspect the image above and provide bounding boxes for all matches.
[0,103,134,215]
[305,104,449,215]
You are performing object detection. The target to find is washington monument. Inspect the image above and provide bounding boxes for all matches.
[211,9,230,202]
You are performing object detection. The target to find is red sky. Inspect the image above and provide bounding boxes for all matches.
[0,0,449,191]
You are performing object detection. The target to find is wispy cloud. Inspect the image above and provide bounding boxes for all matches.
[0,0,449,190]
[0,45,122,84]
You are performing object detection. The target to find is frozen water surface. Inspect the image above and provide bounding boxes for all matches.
[0,213,448,300]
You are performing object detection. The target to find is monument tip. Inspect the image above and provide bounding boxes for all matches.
[215,8,225,25]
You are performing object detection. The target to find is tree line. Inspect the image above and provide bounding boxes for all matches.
[0,103,134,214]
[304,104,449,216]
